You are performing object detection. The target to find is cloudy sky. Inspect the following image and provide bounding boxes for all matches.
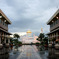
[0,0,59,36]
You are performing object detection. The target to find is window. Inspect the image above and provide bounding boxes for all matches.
[0,19,1,23]
[53,22,55,25]
[5,23,8,27]
[50,24,53,28]
[3,21,4,25]
[55,21,56,25]
[56,20,58,24]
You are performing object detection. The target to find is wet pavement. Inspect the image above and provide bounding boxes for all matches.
[9,45,42,59]
[0,45,59,59]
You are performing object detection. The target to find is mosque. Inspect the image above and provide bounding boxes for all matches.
[21,30,39,44]
[11,29,42,44]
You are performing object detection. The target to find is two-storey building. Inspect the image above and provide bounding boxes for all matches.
[0,9,12,46]
[47,9,59,42]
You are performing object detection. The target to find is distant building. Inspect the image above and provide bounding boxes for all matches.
[10,30,39,44]
[21,30,39,44]
[47,9,59,42]
[27,30,32,37]
[0,9,12,45]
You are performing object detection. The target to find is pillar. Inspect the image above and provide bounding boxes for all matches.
[8,39,10,43]
[0,32,1,44]
[56,32,58,41]
[54,33,55,38]
[4,38,6,43]
[0,37,1,44]
[58,31,59,39]
[8,35,10,44]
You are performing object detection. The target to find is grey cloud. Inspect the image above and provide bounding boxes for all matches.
[0,0,59,36]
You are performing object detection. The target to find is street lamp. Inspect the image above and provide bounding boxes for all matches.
[56,16,59,19]
[0,16,2,18]
[4,20,6,22]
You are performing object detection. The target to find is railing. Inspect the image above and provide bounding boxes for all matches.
[0,35,10,38]
[50,20,59,31]
[0,23,8,31]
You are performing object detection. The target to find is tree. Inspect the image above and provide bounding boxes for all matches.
[43,37,48,47]
[14,34,20,39]
[13,34,20,46]
[39,33,45,41]
[10,37,13,44]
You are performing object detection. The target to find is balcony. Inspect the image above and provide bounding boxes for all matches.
[0,23,8,31]
[50,22,59,31]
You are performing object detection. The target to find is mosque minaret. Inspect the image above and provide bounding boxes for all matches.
[40,28,43,33]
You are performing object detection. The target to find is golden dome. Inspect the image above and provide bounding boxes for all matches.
[27,30,32,33]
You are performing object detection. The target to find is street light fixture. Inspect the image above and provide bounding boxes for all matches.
[56,16,59,19]
[52,21,54,23]
[4,20,6,22]
[0,16,2,18]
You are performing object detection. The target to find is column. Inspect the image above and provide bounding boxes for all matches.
[0,32,1,44]
[0,37,1,44]
[4,38,6,43]
[54,33,55,38]
[50,34,51,39]
[58,31,59,39]
[8,35,10,44]
[8,39,10,43]
[56,32,58,41]
[51,33,53,39]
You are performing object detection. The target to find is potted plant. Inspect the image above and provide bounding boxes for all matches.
[55,41,59,49]
[18,41,22,46]
[48,39,52,48]
[43,37,48,48]
[0,44,3,49]
[36,42,40,46]
[6,43,9,48]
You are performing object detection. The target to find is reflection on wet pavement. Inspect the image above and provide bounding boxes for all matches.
[0,45,59,59]
[0,54,9,59]
[17,45,41,59]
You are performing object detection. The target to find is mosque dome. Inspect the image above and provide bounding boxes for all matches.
[27,30,32,33]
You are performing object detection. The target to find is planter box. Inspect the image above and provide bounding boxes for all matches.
[55,44,59,49]
[19,44,22,46]
[48,44,52,48]
[6,44,9,48]
[0,44,3,49]
[36,44,39,46]
[55,50,59,55]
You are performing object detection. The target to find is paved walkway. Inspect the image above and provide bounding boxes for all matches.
[17,45,41,59]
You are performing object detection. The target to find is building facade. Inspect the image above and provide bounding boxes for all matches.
[47,9,59,42]
[0,9,11,47]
